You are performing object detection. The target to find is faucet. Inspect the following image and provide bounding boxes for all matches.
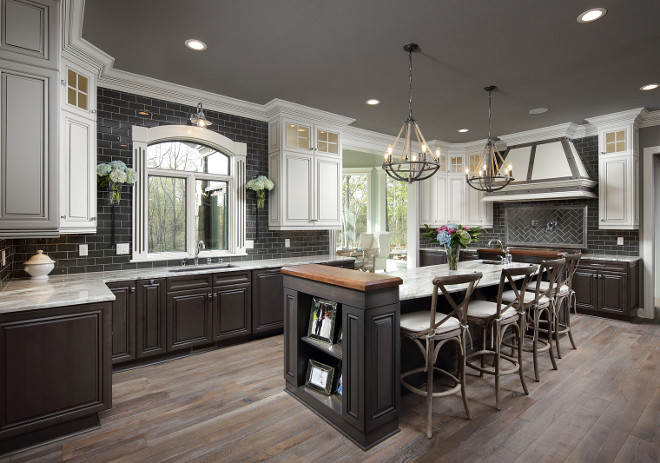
[488,239,504,251]
[194,240,205,265]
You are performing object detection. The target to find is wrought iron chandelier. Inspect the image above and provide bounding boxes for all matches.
[465,86,514,192]
[190,102,212,128]
[382,43,441,183]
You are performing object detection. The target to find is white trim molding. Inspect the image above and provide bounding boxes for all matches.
[640,145,660,319]
[131,125,247,261]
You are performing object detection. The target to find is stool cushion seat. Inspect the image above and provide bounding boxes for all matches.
[467,300,518,320]
[400,311,460,335]
[501,290,550,306]
[526,281,569,296]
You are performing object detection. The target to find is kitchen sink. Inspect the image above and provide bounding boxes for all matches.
[169,264,238,272]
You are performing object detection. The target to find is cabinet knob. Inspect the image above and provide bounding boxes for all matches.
[601,219,605,222]
[129,287,135,293]
[208,293,213,298]
[149,279,154,285]
[60,215,66,219]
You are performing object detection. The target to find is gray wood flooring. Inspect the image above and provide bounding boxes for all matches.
[3,313,659,463]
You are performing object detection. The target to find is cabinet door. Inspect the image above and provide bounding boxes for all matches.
[419,176,435,226]
[447,176,465,224]
[574,269,597,312]
[0,302,111,442]
[315,128,340,156]
[315,156,341,226]
[599,156,630,228]
[465,183,483,226]
[213,282,251,341]
[252,268,284,335]
[284,152,313,224]
[598,271,627,315]
[0,63,59,236]
[60,112,96,233]
[284,122,311,154]
[136,279,167,358]
[167,288,213,351]
[107,281,136,364]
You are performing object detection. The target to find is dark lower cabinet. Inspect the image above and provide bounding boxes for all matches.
[282,264,402,450]
[213,281,251,341]
[107,281,136,364]
[136,278,167,358]
[419,249,447,267]
[573,259,639,319]
[167,288,213,351]
[0,302,112,453]
[252,268,285,335]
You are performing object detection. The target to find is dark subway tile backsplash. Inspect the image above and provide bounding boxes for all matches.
[3,88,329,279]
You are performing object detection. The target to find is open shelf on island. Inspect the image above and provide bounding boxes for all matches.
[301,336,343,359]
[302,385,342,415]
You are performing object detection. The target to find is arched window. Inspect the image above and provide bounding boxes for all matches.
[132,125,247,260]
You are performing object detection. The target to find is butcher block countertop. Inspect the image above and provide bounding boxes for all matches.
[281,264,403,292]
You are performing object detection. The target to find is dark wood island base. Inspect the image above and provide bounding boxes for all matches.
[281,264,403,450]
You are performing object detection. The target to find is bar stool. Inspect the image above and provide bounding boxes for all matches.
[548,253,581,358]
[466,265,536,410]
[502,258,564,382]
[400,272,482,438]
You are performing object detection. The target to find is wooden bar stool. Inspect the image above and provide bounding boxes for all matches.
[503,258,564,382]
[400,272,482,438]
[548,253,581,358]
[466,265,536,410]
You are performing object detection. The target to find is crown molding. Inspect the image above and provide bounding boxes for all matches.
[639,109,660,128]
[264,99,355,127]
[498,122,586,146]
[585,107,648,130]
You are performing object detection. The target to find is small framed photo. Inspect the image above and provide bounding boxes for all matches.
[335,369,343,396]
[305,359,335,395]
[307,298,338,344]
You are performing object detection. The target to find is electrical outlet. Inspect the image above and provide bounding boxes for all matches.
[617,237,624,246]
[1,250,5,267]
[79,244,89,256]
[116,243,130,255]
[245,240,254,249]
[285,239,291,248]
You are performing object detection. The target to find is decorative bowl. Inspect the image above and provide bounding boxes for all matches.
[24,250,55,280]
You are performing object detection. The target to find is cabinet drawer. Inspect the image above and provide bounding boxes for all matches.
[213,270,251,286]
[579,260,628,273]
[167,274,213,292]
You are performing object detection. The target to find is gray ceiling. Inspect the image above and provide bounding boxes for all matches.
[82,0,660,143]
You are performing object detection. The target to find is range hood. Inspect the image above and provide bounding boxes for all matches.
[482,137,596,202]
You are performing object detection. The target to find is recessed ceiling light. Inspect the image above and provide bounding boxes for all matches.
[185,39,207,51]
[641,83,659,91]
[577,8,607,23]
[366,99,380,105]
[529,107,549,115]
[458,128,469,133]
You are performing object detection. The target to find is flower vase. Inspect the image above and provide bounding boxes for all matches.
[446,243,460,271]
[108,182,121,205]
[257,190,265,209]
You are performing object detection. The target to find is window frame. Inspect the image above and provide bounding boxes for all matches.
[132,125,247,261]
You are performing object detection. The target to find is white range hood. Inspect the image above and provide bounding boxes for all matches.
[482,137,596,202]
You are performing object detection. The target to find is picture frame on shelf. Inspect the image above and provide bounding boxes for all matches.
[305,359,335,395]
[307,298,338,344]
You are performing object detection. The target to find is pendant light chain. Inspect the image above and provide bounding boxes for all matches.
[408,49,414,121]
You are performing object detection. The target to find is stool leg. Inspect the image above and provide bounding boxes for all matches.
[555,296,564,359]
[567,308,577,350]
[459,341,471,420]
[495,323,502,411]
[546,306,558,371]
[480,325,486,378]
[426,338,434,439]
[516,319,528,395]
[533,308,540,382]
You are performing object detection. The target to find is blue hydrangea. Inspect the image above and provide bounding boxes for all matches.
[437,230,451,246]
[97,163,111,176]
[109,160,127,172]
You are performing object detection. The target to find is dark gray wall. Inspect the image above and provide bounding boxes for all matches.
[640,125,660,149]
[420,136,640,256]
[4,88,329,278]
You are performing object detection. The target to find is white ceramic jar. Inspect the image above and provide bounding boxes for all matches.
[24,250,55,280]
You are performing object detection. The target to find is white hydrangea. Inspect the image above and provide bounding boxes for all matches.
[97,163,111,177]
[109,169,127,183]
[126,168,138,185]
[246,175,275,192]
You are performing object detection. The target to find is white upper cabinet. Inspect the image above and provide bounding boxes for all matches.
[59,58,97,233]
[587,109,645,230]
[0,0,60,237]
[267,109,345,230]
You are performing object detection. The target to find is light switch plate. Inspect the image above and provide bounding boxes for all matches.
[617,237,624,246]
[245,240,254,249]
[116,243,130,255]
[285,239,291,248]
[79,244,89,256]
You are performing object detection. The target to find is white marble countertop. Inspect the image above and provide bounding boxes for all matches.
[0,255,353,315]
[389,260,537,301]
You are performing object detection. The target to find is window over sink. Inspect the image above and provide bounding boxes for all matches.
[132,125,247,261]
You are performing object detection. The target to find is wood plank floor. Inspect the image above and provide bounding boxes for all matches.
[3,314,659,463]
